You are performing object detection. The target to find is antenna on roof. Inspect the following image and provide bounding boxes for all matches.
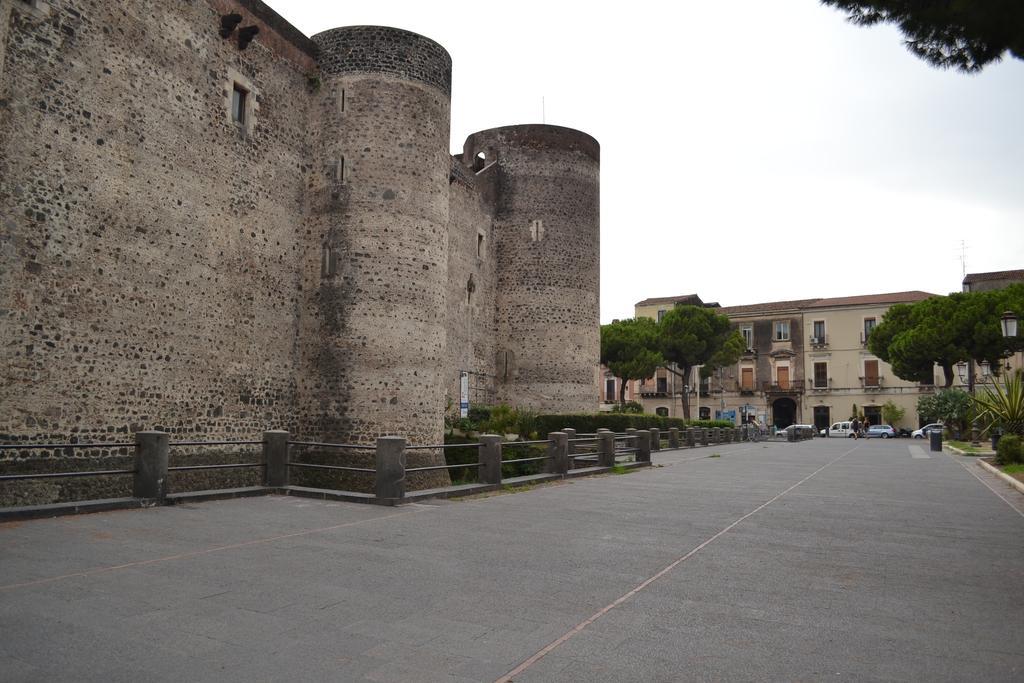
[959,240,968,278]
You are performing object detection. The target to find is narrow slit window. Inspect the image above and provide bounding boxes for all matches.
[477,232,484,258]
[340,89,346,112]
[231,83,248,124]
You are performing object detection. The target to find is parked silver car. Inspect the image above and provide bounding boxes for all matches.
[866,424,896,439]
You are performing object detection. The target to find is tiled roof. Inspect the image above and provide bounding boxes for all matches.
[716,299,820,316]
[962,269,1024,284]
[634,293,703,307]
[807,291,935,309]
[715,291,937,316]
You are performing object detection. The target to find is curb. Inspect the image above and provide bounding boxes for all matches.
[944,444,995,457]
[977,458,1024,495]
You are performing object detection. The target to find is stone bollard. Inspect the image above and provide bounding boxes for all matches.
[598,431,616,468]
[712,428,720,444]
[263,430,290,487]
[649,428,661,452]
[375,436,406,503]
[636,430,651,463]
[701,428,710,446]
[669,427,680,449]
[546,431,569,475]
[134,431,169,502]
[563,428,577,464]
[686,428,696,448]
[479,434,503,485]
[724,429,732,444]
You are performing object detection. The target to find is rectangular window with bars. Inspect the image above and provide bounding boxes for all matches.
[814,362,828,388]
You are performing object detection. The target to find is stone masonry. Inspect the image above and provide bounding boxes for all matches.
[0,1,600,461]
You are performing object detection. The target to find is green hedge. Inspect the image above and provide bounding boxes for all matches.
[449,405,737,440]
[534,414,735,435]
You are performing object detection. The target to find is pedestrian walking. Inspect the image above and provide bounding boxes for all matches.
[851,417,860,439]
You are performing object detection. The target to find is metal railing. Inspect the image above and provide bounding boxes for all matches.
[0,441,138,483]
[4,423,778,517]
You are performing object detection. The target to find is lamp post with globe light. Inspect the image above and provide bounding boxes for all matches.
[959,311,1019,447]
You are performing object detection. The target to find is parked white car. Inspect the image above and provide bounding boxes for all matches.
[821,421,856,438]
[912,423,944,439]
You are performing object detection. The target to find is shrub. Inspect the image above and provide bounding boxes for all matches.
[974,370,1024,438]
[995,434,1023,466]
[610,401,644,414]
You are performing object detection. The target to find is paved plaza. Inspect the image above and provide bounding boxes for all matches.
[1,439,1023,681]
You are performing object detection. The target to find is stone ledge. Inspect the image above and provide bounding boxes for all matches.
[0,497,148,522]
[165,486,270,505]
[977,458,1024,495]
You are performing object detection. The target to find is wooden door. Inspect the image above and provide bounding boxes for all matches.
[777,366,790,389]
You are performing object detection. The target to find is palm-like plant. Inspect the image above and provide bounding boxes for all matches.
[974,370,1024,436]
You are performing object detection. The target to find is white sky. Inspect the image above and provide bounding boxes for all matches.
[273,1,1024,323]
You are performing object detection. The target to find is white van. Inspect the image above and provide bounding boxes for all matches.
[822,421,856,438]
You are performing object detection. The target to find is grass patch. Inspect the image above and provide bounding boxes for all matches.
[947,440,992,455]
[1003,464,1024,475]
[708,453,721,458]
[610,464,630,475]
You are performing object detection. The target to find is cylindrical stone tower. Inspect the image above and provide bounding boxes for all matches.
[462,125,600,413]
[300,27,451,449]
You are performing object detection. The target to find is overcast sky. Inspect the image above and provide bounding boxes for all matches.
[274,1,1024,323]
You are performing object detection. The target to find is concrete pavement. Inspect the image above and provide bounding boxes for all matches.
[1,438,1022,681]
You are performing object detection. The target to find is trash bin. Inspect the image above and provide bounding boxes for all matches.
[992,432,1001,451]
[929,429,942,452]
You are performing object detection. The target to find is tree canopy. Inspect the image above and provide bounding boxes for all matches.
[600,317,662,405]
[599,305,745,419]
[821,1,1024,72]
[869,285,1024,387]
[658,306,746,419]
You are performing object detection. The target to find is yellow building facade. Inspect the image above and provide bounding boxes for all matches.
[617,291,939,431]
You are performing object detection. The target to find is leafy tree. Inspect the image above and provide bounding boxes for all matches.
[926,388,972,435]
[870,288,1024,387]
[881,400,906,427]
[600,318,663,405]
[657,306,745,420]
[821,1,1024,72]
[917,389,971,434]
[610,400,645,414]
[916,393,938,423]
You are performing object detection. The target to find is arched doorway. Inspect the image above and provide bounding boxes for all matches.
[772,398,797,429]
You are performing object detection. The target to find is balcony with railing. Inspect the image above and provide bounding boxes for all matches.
[762,380,804,395]
[859,376,884,390]
[809,335,828,348]
[808,377,832,392]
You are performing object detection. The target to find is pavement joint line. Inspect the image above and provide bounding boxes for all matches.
[0,506,426,592]
[493,443,861,683]
[945,451,1024,519]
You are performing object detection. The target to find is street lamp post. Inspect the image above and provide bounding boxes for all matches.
[960,311,1019,447]
[957,360,978,445]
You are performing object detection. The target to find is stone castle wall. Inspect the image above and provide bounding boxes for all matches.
[0,1,599,455]
[0,0,312,445]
